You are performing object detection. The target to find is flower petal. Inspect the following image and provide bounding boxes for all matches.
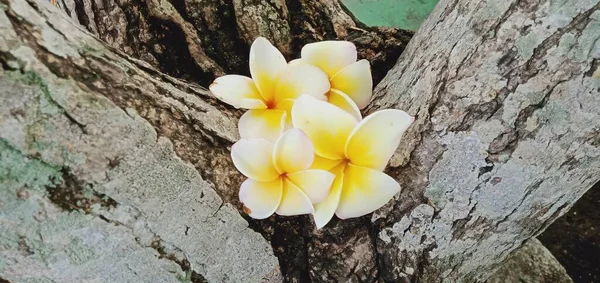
[345,110,414,171]
[301,41,357,77]
[335,164,400,219]
[276,178,314,216]
[292,95,358,160]
[231,138,280,182]
[250,37,287,102]
[286,169,335,204]
[330,60,373,109]
[287,59,306,66]
[209,75,267,109]
[328,89,362,121]
[273,128,314,173]
[239,178,282,219]
[274,99,294,129]
[310,154,342,171]
[312,163,346,229]
[239,109,286,142]
[274,64,330,105]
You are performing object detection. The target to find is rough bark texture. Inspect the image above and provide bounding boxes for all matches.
[55,0,412,86]
[0,1,279,282]
[369,0,600,281]
[0,0,598,283]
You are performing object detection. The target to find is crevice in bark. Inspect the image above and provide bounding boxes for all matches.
[412,241,438,283]
[48,169,118,212]
[249,216,311,282]
[523,1,600,76]
[17,236,34,256]
[345,27,414,86]
[364,217,383,282]
[150,238,209,283]
[144,17,212,84]
[584,58,600,77]
[59,0,411,89]
[73,0,90,27]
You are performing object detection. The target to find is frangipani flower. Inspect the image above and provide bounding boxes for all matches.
[291,41,373,121]
[292,95,414,228]
[231,128,335,219]
[210,37,330,142]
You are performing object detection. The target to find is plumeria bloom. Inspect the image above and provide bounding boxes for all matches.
[231,128,335,219]
[292,95,414,228]
[210,37,330,142]
[290,41,373,121]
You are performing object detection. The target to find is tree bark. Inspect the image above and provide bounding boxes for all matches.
[0,0,598,283]
[55,0,412,86]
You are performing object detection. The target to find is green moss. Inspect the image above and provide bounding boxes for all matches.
[6,70,62,115]
[0,139,67,266]
[0,139,63,192]
[8,71,50,96]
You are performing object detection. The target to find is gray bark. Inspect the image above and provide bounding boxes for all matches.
[370,0,600,281]
[0,1,278,282]
[0,0,598,282]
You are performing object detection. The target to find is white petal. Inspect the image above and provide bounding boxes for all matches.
[328,89,362,121]
[345,110,414,171]
[273,128,314,173]
[239,178,283,219]
[276,178,314,216]
[312,163,345,229]
[239,109,286,143]
[291,95,357,160]
[288,59,306,66]
[335,164,400,219]
[273,63,330,105]
[250,37,287,103]
[301,41,357,77]
[209,75,267,109]
[330,60,373,109]
[286,169,335,204]
[231,138,280,182]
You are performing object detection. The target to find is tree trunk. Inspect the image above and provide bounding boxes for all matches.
[0,0,598,283]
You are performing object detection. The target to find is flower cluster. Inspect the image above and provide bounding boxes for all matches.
[210,37,413,228]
